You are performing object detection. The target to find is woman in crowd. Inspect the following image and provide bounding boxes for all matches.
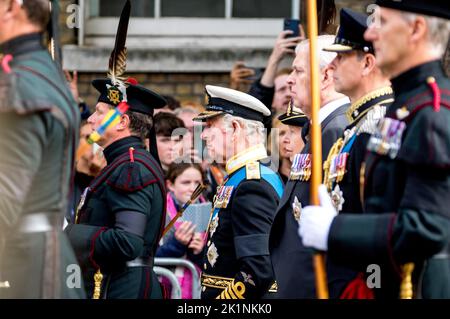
[157,162,208,298]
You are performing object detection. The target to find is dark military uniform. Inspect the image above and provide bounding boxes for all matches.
[269,99,350,298]
[194,85,283,299]
[323,87,393,297]
[320,8,395,298]
[0,33,84,298]
[65,73,167,299]
[201,145,284,299]
[328,60,450,298]
[66,136,166,299]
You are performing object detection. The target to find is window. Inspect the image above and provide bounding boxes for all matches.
[70,0,301,72]
[83,0,300,42]
[161,0,225,18]
[233,0,292,18]
[98,0,155,17]
[94,0,296,19]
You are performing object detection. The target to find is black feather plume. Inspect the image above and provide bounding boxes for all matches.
[107,0,131,86]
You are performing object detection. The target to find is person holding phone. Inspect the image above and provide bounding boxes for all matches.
[248,26,304,113]
[229,21,304,114]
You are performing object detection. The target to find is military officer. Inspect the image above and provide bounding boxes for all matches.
[269,35,350,298]
[319,8,394,298]
[300,0,450,299]
[0,0,84,298]
[65,77,168,299]
[194,85,283,299]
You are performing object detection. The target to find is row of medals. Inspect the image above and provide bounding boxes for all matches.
[367,117,406,159]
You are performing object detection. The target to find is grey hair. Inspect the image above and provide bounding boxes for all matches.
[222,114,265,144]
[402,12,450,56]
[295,35,337,70]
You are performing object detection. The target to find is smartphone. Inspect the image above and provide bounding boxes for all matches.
[244,67,265,81]
[283,18,300,38]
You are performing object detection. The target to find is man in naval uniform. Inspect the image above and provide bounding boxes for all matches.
[300,0,450,299]
[65,78,168,299]
[318,8,394,298]
[195,85,284,299]
[0,0,84,298]
[269,35,350,298]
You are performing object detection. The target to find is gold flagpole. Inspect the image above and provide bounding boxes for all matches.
[307,0,329,299]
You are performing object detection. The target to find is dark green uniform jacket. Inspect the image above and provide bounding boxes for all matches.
[269,100,349,298]
[0,33,84,298]
[323,87,394,297]
[66,136,166,299]
[329,60,450,299]
[201,144,283,299]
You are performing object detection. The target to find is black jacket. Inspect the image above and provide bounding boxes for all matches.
[329,60,450,299]
[269,101,350,298]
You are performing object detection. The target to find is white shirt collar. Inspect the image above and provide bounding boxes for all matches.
[318,97,350,124]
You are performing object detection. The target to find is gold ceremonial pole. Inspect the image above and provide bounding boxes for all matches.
[307,0,329,299]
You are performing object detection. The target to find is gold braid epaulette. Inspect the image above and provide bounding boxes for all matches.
[346,86,393,123]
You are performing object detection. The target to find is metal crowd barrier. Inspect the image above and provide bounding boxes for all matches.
[153,266,182,299]
[154,257,201,299]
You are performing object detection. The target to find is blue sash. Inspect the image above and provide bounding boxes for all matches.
[210,164,284,221]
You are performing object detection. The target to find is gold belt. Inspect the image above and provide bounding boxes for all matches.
[201,274,278,293]
[201,274,233,289]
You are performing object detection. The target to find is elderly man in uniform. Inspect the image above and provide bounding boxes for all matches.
[0,0,84,298]
[270,36,349,298]
[269,35,350,298]
[318,8,394,298]
[195,85,283,299]
[300,0,450,299]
